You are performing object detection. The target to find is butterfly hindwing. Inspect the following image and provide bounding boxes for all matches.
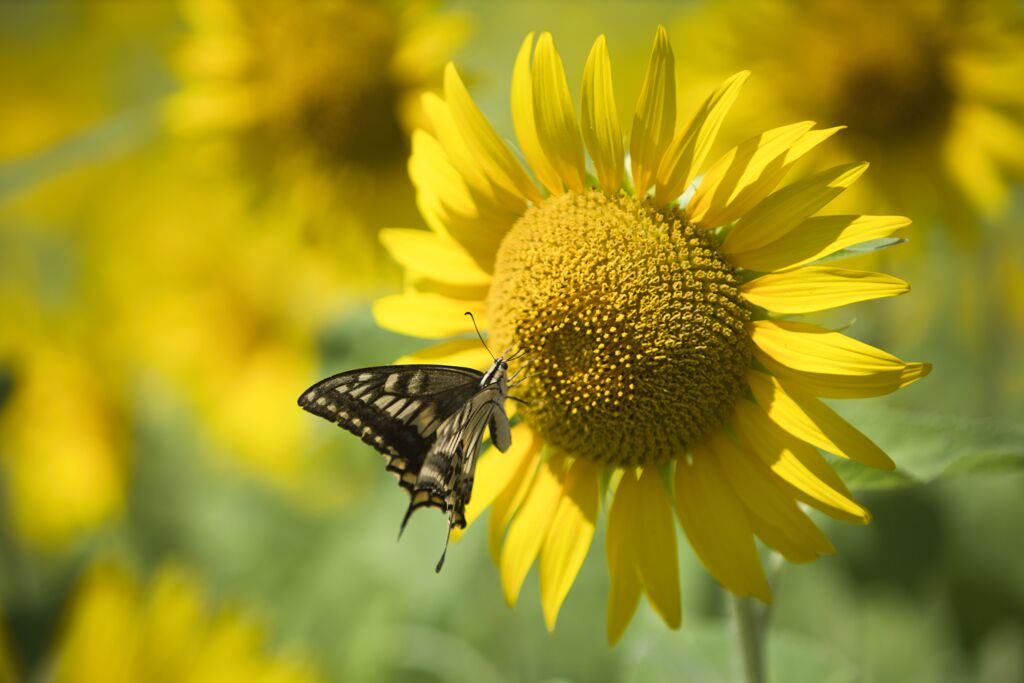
[297,364,483,488]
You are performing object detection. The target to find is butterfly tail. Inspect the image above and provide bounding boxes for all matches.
[398,501,416,541]
[435,520,454,573]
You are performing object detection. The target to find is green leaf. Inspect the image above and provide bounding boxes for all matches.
[829,403,1024,490]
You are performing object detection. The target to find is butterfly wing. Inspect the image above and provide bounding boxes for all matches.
[297,365,483,489]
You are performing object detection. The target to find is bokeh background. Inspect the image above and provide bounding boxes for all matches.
[1,1,1023,681]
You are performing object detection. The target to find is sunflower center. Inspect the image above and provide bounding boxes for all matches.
[486,191,750,466]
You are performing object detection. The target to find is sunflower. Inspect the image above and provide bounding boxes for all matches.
[674,0,1024,237]
[50,563,322,683]
[374,28,930,643]
[167,0,465,285]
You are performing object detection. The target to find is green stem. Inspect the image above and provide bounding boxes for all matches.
[730,593,767,683]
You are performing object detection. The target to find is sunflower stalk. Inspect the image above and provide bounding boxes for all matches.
[730,592,768,683]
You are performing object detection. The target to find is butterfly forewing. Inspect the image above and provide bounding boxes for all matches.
[298,365,483,487]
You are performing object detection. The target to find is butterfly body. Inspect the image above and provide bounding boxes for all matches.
[298,357,513,569]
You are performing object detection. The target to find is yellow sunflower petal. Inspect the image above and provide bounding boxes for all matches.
[633,467,682,628]
[409,129,477,219]
[655,71,749,206]
[708,430,834,562]
[443,63,542,204]
[689,123,843,228]
[380,229,493,287]
[422,93,528,217]
[723,162,869,255]
[581,34,623,193]
[499,452,566,606]
[630,25,676,197]
[750,319,932,397]
[687,121,813,226]
[372,292,482,339]
[606,469,643,645]
[512,32,564,195]
[409,130,511,268]
[733,399,869,523]
[539,458,601,631]
[747,370,894,470]
[725,214,910,273]
[740,266,908,313]
[488,442,542,561]
[457,424,536,535]
[532,32,587,194]
[395,339,494,369]
[676,447,772,601]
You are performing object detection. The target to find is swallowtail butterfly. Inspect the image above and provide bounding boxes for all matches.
[298,328,524,571]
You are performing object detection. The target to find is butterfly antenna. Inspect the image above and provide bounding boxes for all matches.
[464,312,496,361]
[435,521,454,573]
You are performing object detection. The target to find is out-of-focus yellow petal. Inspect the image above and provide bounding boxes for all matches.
[725,214,910,272]
[630,26,675,197]
[740,266,908,313]
[633,467,682,629]
[733,399,869,523]
[488,438,542,560]
[689,123,843,228]
[750,319,932,397]
[532,32,586,194]
[512,33,564,195]
[723,162,869,254]
[500,453,568,606]
[581,35,623,193]
[655,71,749,206]
[709,430,834,562]
[676,446,772,601]
[457,423,536,535]
[539,458,600,631]
[606,469,643,645]
[395,340,494,369]
[747,370,894,470]
[372,292,482,338]
[443,63,542,204]
[380,228,492,287]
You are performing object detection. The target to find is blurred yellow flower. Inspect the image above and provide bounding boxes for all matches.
[0,2,172,161]
[51,562,323,683]
[89,151,336,492]
[0,613,16,683]
[167,0,466,286]
[374,27,930,643]
[677,0,1024,235]
[0,344,127,549]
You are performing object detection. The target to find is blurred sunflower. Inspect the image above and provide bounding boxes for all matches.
[676,0,1024,236]
[374,28,930,643]
[0,341,127,549]
[167,0,466,286]
[50,562,322,683]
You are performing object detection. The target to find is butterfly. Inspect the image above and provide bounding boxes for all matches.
[297,328,525,571]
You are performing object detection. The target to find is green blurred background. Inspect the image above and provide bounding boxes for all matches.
[1,1,1022,681]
